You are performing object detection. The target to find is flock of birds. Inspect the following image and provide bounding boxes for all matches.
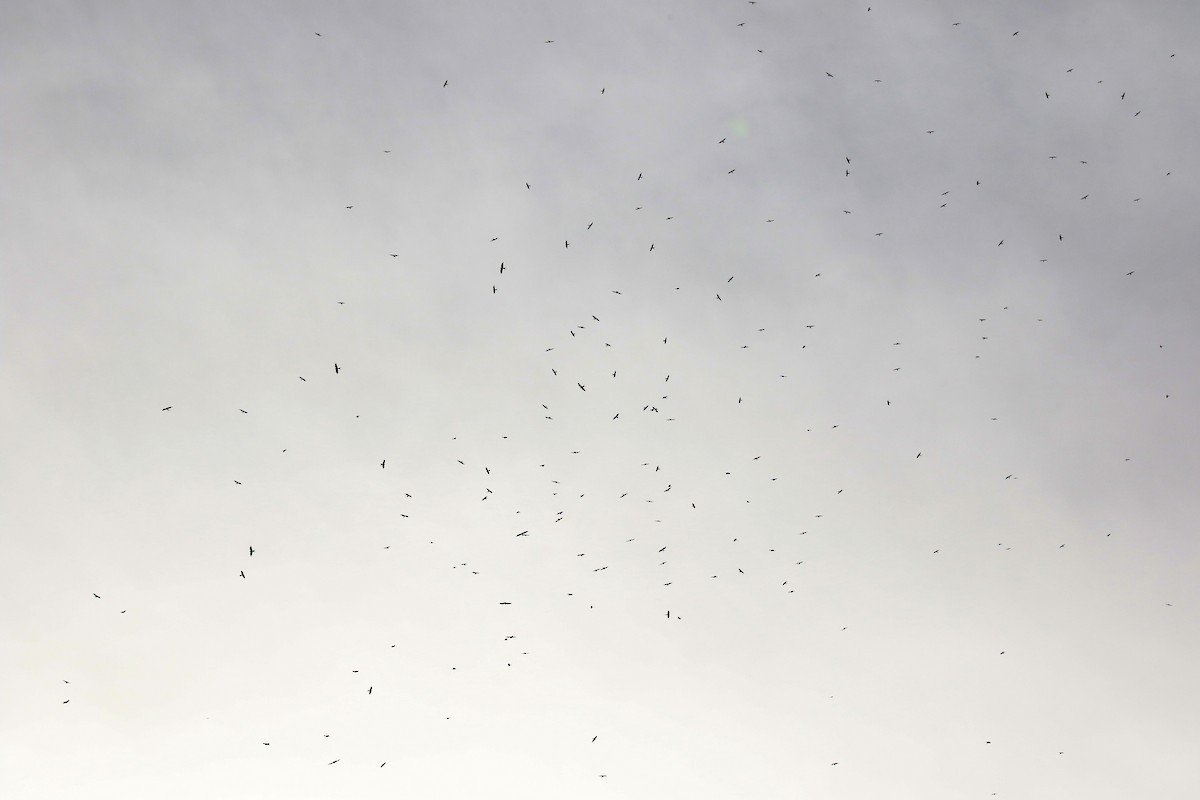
[52,5,1190,795]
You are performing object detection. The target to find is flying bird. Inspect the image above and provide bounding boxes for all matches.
[334,363,340,374]
[249,546,254,556]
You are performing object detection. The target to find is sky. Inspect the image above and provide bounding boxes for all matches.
[2,1,1199,797]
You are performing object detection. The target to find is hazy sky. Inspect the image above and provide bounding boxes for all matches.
[3,1,1199,798]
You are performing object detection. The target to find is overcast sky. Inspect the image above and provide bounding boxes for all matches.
[3,1,1199,798]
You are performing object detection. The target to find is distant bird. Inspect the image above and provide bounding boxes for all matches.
[299,376,306,381]
[240,409,247,414]
[577,383,586,391]
[499,263,505,273]
[249,546,254,556]
[329,760,339,765]
[240,571,245,579]
[825,72,834,77]
[719,138,726,143]
[565,240,569,248]
[637,173,643,180]
[381,460,386,469]
[334,363,340,374]
[93,593,101,599]
[161,406,171,411]
[443,80,448,87]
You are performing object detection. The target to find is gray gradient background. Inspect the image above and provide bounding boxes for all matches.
[3,1,1198,798]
